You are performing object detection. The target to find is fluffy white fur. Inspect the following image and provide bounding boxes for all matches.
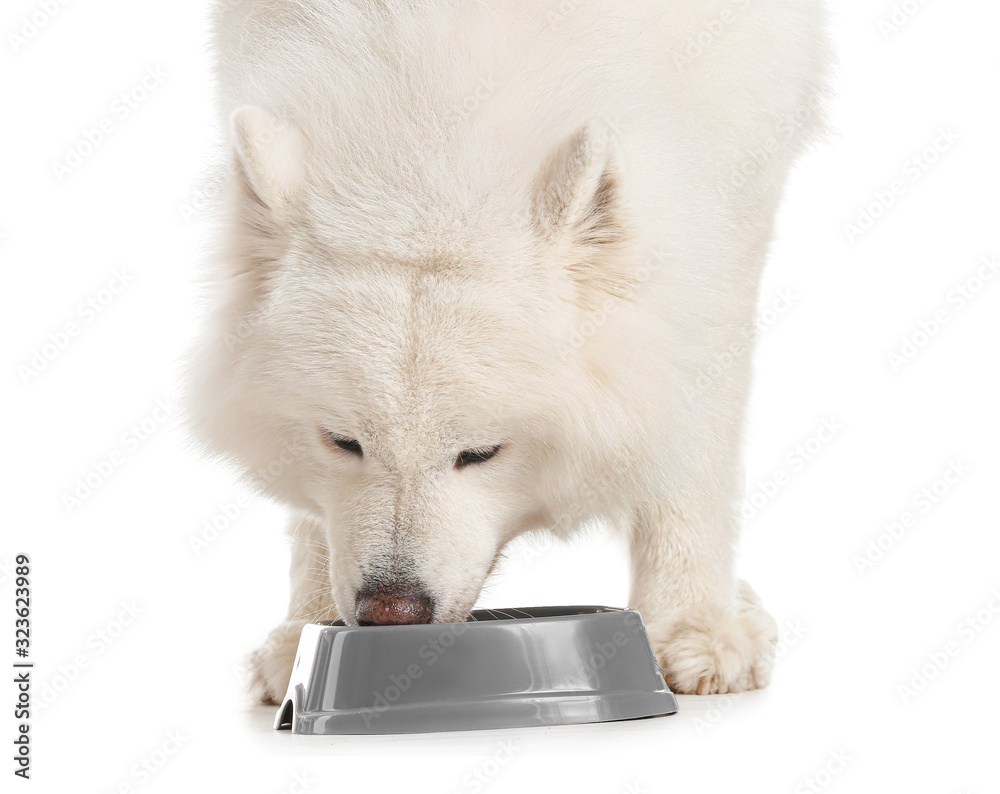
[187,0,830,703]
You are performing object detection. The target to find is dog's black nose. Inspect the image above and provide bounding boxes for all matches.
[355,582,434,625]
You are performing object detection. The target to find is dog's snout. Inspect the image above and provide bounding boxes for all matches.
[355,583,434,625]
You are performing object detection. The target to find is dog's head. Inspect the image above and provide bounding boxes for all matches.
[188,106,635,624]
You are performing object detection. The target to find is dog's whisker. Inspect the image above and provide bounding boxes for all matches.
[289,591,336,622]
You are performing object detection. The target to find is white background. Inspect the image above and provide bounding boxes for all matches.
[3,1,999,791]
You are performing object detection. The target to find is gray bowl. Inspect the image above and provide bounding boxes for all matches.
[274,605,678,734]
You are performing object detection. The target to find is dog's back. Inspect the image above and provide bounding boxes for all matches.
[212,0,829,270]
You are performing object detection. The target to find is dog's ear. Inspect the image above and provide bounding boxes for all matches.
[531,120,632,308]
[230,106,305,215]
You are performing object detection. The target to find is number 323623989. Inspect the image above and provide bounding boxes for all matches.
[14,553,30,656]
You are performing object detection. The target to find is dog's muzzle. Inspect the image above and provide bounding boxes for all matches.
[355,582,434,625]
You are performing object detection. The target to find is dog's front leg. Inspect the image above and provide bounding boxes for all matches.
[248,514,339,704]
[628,488,778,695]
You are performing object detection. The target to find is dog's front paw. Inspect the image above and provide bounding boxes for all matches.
[646,581,778,695]
[247,621,308,705]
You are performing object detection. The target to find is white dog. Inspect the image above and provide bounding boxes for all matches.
[187,0,829,702]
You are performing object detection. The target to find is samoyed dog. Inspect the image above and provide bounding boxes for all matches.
[188,0,829,702]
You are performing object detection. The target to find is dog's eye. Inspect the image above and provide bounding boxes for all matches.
[455,444,503,469]
[321,430,363,457]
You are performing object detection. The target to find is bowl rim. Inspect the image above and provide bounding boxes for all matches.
[314,604,629,627]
